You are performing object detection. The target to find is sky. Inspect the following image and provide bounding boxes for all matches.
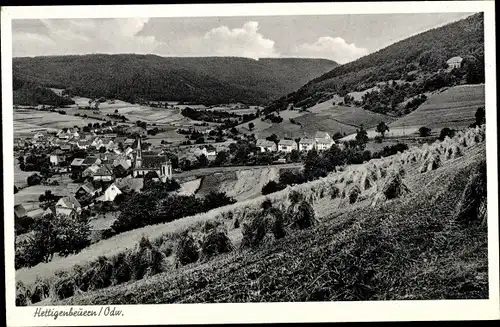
[12,13,473,64]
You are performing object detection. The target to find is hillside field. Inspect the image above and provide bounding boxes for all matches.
[16,126,487,305]
[241,101,393,139]
[390,84,485,130]
[340,84,485,141]
[51,126,488,304]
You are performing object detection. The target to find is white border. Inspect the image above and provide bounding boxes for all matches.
[2,2,499,326]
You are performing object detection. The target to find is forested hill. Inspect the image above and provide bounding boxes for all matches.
[265,12,484,114]
[12,56,338,105]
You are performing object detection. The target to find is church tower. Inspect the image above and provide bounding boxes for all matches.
[135,137,142,168]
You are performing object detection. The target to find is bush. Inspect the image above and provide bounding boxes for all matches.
[176,231,200,266]
[419,126,432,137]
[262,180,285,195]
[374,136,383,143]
[27,173,42,186]
[439,127,456,141]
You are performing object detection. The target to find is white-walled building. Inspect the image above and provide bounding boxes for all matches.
[278,139,296,153]
[315,131,335,151]
[447,56,463,69]
[298,138,315,152]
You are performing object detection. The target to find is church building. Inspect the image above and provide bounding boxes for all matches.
[132,138,173,180]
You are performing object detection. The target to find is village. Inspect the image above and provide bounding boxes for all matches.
[14,117,338,244]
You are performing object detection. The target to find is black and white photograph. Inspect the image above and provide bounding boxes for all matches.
[2,1,499,325]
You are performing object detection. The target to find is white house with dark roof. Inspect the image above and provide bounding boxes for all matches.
[49,149,66,166]
[315,131,335,151]
[298,138,315,152]
[447,56,463,69]
[96,183,122,202]
[56,196,82,213]
[256,139,277,152]
[93,164,115,182]
[278,139,296,153]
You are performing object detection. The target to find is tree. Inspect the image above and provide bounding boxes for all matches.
[99,146,107,153]
[266,133,280,147]
[418,126,431,137]
[262,180,285,195]
[203,191,236,211]
[248,122,255,131]
[27,173,42,186]
[39,190,57,203]
[14,185,19,194]
[114,109,119,114]
[439,127,455,141]
[197,154,209,168]
[376,122,390,138]
[475,107,485,126]
[22,213,90,265]
[355,124,369,149]
[214,151,229,166]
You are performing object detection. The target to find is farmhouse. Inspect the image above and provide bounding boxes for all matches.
[49,149,65,166]
[97,183,122,202]
[82,164,100,178]
[298,138,315,152]
[56,196,82,213]
[447,56,463,69]
[278,139,296,153]
[256,139,277,152]
[132,138,173,180]
[93,164,115,182]
[75,182,100,198]
[315,131,335,151]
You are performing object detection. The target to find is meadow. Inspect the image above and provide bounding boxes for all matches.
[16,124,486,305]
[390,84,485,130]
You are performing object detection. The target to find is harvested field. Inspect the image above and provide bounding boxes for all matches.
[16,125,487,304]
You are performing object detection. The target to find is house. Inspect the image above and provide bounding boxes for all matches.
[71,158,86,172]
[124,138,135,146]
[56,196,82,213]
[256,139,277,152]
[75,182,100,198]
[132,138,173,180]
[49,149,66,166]
[114,178,144,193]
[193,147,217,160]
[14,204,27,219]
[93,164,115,182]
[60,144,72,151]
[43,205,78,218]
[33,132,45,141]
[298,138,315,152]
[315,131,335,151]
[76,140,92,150]
[57,130,71,140]
[96,183,122,202]
[447,56,463,69]
[82,156,102,168]
[82,164,101,178]
[278,139,296,153]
